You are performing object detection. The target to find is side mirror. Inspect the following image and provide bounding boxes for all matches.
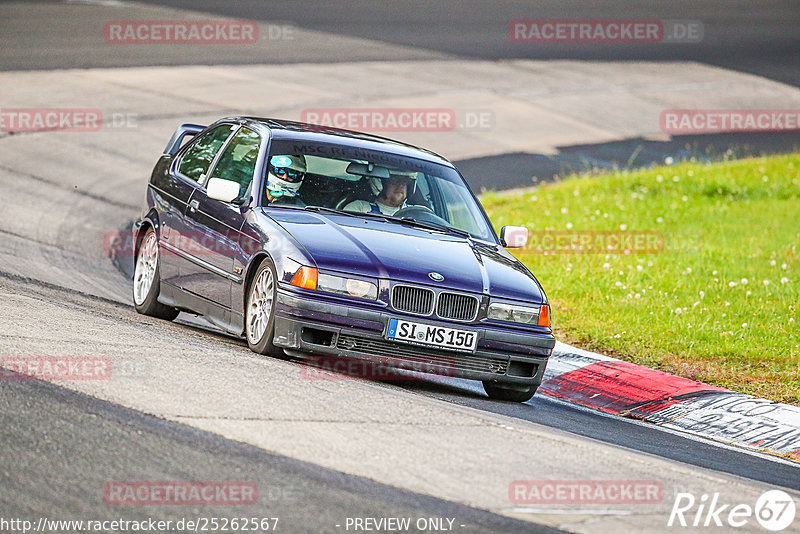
[206,178,241,203]
[500,226,529,248]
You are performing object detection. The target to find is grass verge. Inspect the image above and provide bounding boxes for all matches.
[481,154,799,404]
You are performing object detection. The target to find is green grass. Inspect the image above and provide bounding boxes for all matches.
[481,154,800,404]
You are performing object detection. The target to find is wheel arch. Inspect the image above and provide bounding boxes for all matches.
[241,251,276,327]
[134,210,162,258]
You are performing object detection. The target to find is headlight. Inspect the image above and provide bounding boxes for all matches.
[318,273,378,300]
[487,301,548,326]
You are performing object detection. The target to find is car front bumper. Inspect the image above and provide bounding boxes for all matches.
[273,288,555,387]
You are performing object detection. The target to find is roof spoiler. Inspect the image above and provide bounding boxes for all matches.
[164,123,205,155]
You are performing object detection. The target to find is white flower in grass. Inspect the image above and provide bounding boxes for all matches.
[693,301,700,307]
[782,263,788,270]
[566,222,573,229]
[728,281,737,287]
[673,175,680,182]
[713,270,718,275]
[763,280,770,285]
[746,291,751,296]
[674,308,682,314]
[770,260,776,266]
[741,278,748,284]
[656,174,664,182]
[725,301,730,306]
[656,217,663,223]
[781,277,789,284]
[682,196,688,202]
[615,281,623,287]
[699,291,705,298]
[790,318,795,323]
[742,323,748,328]
[602,262,610,269]
[637,265,643,272]
[530,195,538,202]
[635,293,641,299]
[620,223,627,230]
[561,207,568,214]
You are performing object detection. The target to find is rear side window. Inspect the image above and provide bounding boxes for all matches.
[178,124,236,183]
[207,127,261,197]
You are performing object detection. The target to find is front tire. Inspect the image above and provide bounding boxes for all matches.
[246,259,283,356]
[482,381,537,403]
[132,227,179,321]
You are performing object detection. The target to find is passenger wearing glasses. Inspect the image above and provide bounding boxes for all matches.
[265,154,307,205]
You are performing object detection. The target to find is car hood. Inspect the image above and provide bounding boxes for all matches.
[266,209,544,303]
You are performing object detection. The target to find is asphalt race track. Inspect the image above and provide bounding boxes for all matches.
[1,2,799,533]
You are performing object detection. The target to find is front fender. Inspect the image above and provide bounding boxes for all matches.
[234,209,318,327]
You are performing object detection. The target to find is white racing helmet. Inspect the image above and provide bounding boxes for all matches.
[369,169,418,197]
[267,154,307,197]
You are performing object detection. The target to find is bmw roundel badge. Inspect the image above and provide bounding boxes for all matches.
[428,272,444,282]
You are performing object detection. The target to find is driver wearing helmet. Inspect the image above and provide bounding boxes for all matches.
[265,154,307,205]
[344,170,417,216]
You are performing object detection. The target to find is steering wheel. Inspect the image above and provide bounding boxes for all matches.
[392,205,450,224]
[393,204,433,216]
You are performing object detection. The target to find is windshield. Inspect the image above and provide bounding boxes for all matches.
[262,140,496,241]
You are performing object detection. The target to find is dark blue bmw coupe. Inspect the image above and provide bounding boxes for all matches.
[133,117,555,401]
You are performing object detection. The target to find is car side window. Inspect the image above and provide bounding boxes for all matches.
[177,124,236,183]
[206,127,261,198]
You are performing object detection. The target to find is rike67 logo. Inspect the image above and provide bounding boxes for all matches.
[669,490,796,531]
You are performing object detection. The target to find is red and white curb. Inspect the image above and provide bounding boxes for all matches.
[543,342,800,461]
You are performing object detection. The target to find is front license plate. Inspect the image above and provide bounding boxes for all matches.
[385,318,477,353]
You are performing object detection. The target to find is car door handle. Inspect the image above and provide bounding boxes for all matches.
[189,199,199,212]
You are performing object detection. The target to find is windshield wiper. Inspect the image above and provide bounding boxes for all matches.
[302,206,471,238]
[264,204,304,210]
[303,206,390,221]
[393,217,471,239]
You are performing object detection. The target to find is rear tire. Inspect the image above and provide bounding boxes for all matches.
[132,227,179,321]
[245,258,283,357]
[482,381,537,403]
